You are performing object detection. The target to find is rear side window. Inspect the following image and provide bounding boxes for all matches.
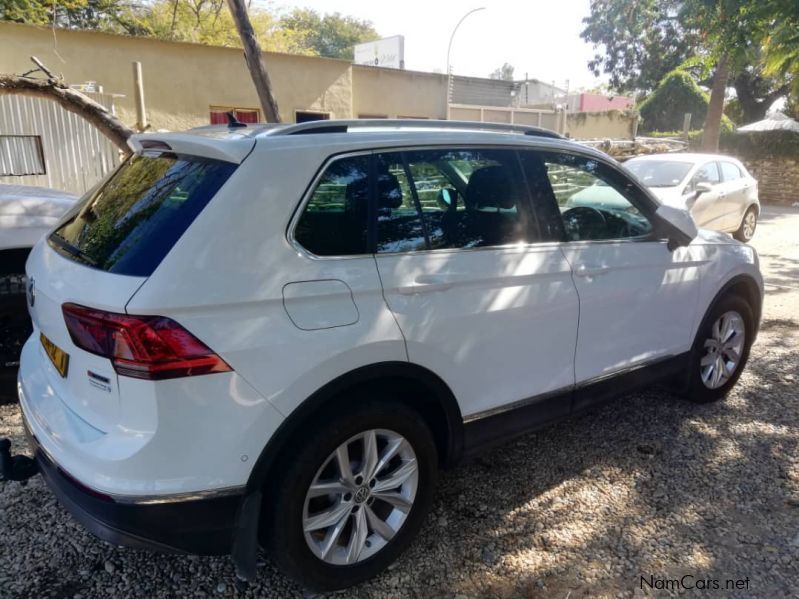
[376,149,535,252]
[294,156,370,256]
[50,153,235,276]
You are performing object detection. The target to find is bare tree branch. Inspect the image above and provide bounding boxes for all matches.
[0,57,135,153]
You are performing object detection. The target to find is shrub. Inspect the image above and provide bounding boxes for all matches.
[639,69,733,133]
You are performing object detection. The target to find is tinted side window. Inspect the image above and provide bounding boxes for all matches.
[720,161,742,181]
[540,153,653,241]
[692,162,721,187]
[294,156,370,256]
[375,148,534,252]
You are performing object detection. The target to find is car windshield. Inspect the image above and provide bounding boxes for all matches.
[625,160,693,188]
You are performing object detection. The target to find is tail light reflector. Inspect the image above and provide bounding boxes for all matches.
[62,303,231,380]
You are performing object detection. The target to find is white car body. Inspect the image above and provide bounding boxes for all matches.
[623,153,760,235]
[0,184,77,252]
[15,121,763,586]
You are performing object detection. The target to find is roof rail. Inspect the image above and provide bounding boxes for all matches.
[264,119,564,140]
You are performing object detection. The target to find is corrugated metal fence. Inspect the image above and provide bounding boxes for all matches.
[0,92,120,194]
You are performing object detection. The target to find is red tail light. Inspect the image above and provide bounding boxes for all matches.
[62,303,231,380]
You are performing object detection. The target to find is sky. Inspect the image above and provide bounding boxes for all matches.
[268,0,602,90]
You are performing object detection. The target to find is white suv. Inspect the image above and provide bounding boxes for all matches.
[14,120,763,591]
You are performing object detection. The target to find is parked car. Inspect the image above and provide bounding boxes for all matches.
[11,121,763,591]
[0,184,76,396]
[624,153,759,241]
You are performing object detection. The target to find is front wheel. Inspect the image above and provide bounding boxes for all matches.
[734,206,757,242]
[262,400,438,591]
[682,294,754,403]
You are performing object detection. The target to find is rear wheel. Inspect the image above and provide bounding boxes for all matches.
[0,275,31,403]
[734,206,757,242]
[262,400,437,591]
[683,294,754,403]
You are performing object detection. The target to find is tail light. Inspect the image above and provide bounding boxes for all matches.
[62,303,231,380]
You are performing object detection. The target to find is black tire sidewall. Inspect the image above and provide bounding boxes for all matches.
[263,400,438,592]
[685,294,754,403]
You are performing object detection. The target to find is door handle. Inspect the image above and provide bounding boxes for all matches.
[574,264,610,278]
[397,275,453,295]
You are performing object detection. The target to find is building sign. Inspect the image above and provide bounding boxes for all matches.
[354,36,405,69]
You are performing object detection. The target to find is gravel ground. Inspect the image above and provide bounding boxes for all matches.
[1,206,798,598]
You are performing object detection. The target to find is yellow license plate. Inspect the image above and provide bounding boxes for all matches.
[41,333,69,378]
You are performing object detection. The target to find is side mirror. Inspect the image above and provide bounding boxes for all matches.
[694,181,713,196]
[655,204,698,251]
[436,188,458,209]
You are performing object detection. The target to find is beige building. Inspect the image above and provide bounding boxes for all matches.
[1,22,636,135]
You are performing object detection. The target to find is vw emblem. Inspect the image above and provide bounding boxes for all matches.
[354,486,370,503]
[27,277,35,308]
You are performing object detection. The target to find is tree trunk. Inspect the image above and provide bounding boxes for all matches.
[226,0,281,123]
[702,54,730,152]
[0,59,134,152]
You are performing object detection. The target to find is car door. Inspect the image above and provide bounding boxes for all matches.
[526,150,702,409]
[687,161,724,228]
[718,161,748,230]
[373,147,579,421]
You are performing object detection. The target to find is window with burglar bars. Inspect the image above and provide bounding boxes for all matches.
[0,135,46,176]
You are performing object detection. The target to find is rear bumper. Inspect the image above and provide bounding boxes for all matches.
[23,415,242,555]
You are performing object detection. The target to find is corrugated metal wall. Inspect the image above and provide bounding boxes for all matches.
[0,93,120,194]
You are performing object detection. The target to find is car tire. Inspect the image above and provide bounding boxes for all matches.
[682,293,754,404]
[0,274,31,403]
[734,206,757,242]
[262,399,438,592]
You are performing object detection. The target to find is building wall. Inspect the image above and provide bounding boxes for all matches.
[352,66,446,118]
[0,22,353,131]
[566,111,637,140]
[566,93,635,113]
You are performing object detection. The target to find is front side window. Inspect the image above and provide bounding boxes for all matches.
[720,161,742,181]
[538,153,653,241]
[294,156,370,256]
[691,162,721,188]
[375,149,534,252]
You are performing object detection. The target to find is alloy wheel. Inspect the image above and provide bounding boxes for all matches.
[700,310,745,389]
[742,210,756,241]
[302,429,418,565]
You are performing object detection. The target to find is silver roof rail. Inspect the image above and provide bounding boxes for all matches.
[264,118,564,140]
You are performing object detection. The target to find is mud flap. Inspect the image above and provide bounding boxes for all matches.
[231,489,262,583]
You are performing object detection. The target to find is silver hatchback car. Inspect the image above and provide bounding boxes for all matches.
[623,153,760,241]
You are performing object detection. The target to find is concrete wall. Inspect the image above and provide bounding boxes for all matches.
[566,111,637,140]
[352,65,446,118]
[0,22,353,130]
[743,158,799,205]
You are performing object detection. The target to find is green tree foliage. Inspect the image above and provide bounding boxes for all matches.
[638,69,731,133]
[0,1,378,58]
[757,0,799,95]
[581,0,699,93]
[489,63,515,81]
[279,8,378,59]
[581,0,791,123]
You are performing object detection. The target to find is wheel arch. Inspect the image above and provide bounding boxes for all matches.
[703,273,762,338]
[245,361,464,493]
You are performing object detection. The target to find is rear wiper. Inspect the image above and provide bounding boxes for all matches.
[48,232,98,266]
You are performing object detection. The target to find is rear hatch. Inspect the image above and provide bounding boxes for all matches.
[26,146,240,432]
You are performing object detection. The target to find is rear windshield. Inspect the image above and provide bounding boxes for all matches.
[50,153,236,276]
